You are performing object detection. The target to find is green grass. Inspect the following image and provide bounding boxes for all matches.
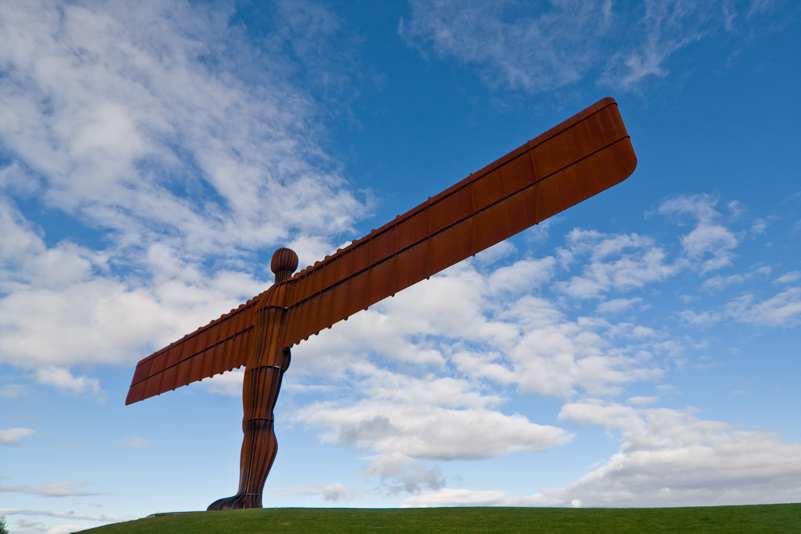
[77,504,800,534]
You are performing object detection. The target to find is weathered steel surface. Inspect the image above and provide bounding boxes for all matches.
[126,97,636,406]
[126,98,636,509]
[206,249,298,510]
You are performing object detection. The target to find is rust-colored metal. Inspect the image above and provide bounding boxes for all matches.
[126,97,637,509]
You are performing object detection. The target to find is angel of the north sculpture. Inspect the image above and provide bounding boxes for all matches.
[126,97,637,510]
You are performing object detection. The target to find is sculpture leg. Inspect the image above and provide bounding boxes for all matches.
[207,350,289,510]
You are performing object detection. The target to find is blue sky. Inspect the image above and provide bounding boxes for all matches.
[1,0,800,532]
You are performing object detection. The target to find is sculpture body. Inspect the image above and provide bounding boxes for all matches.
[208,249,296,510]
[125,98,637,509]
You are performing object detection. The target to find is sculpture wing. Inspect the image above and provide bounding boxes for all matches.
[125,294,263,405]
[279,97,636,346]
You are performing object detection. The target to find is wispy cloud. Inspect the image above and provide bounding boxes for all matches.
[0,507,133,522]
[658,194,739,274]
[0,384,27,398]
[0,427,36,445]
[0,1,364,255]
[774,271,801,285]
[597,298,644,314]
[599,0,716,90]
[678,309,722,327]
[679,271,801,330]
[0,481,99,498]
[726,287,801,327]
[401,0,613,93]
[702,266,770,292]
[402,0,764,94]
[114,437,152,449]
[270,482,358,502]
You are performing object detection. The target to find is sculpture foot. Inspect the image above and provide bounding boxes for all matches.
[207,493,261,510]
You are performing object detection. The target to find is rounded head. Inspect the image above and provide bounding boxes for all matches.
[271,248,299,282]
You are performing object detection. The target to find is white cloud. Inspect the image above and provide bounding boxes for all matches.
[115,437,152,449]
[450,349,516,386]
[316,482,356,502]
[747,0,775,17]
[403,0,763,94]
[271,482,357,502]
[599,0,716,90]
[0,507,132,523]
[658,194,738,274]
[726,287,801,327]
[0,192,268,371]
[360,453,446,494]
[487,257,555,295]
[552,401,801,506]
[596,298,643,314]
[286,251,690,491]
[683,225,738,272]
[3,517,87,534]
[401,0,613,93]
[0,0,365,254]
[702,273,747,291]
[34,367,101,397]
[0,264,263,369]
[403,401,801,507]
[774,271,801,285]
[295,364,572,463]
[506,297,663,398]
[199,368,245,397]
[0,199,105,290]
[700,265,772,291]
[291,334,572,492]
[555,230,676,299]
[750,218,767,236]
[400,487,514,507]
[0,481,99,498]
[287,241,683,494]
[293,248,669,400]
[627,396,659,405]
[0,427,36,445]
[0,384,27,398]
[678,309,722,327]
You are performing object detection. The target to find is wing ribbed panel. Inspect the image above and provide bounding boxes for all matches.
[125,294,264,405]
[280,97,636,346]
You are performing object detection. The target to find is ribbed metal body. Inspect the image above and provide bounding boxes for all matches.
[125,98,638,509]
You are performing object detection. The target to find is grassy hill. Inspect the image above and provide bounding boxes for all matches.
[76,504,801,534]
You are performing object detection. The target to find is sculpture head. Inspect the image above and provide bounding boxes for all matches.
[271,248,299,284]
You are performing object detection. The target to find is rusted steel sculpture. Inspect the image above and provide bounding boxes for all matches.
[126,97,637,510]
